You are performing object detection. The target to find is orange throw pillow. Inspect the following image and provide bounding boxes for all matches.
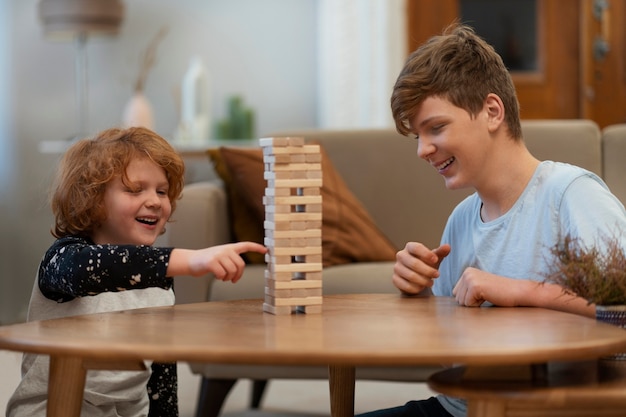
[208,145,397,266]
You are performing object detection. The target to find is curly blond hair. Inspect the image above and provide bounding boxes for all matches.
[50,127,185,238]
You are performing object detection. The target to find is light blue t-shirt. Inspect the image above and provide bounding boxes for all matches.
[433,161,626,417]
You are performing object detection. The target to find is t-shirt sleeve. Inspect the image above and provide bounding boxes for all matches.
[558,174,626,247]
[39,236,174,302]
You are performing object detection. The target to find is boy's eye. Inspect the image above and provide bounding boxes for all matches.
[157,190,168,196]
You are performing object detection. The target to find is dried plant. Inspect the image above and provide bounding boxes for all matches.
[134,27,168,93]
[544,232,626,306]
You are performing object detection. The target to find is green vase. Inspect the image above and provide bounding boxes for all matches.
[596,305,626,360]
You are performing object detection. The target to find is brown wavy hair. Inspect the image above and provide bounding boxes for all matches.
[50,127,185,238]
[391,24,522,140]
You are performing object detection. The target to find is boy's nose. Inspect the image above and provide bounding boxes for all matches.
[417,138,435,160]
[146,192,161,207]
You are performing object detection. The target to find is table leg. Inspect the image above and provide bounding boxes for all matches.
[328,365,356,417]
[48,356,87,417]
[466,400,506,417]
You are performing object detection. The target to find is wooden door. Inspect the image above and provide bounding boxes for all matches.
[580,0,626,127]
[406,0,626,128]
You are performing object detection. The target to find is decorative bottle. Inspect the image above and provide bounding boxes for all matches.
[180,56,210,143]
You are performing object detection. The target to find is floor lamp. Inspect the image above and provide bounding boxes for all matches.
[38,0,124,140]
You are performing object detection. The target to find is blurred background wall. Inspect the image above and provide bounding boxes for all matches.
[0,0,406,324]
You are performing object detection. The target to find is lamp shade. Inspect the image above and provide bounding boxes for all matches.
[38,0,124,39]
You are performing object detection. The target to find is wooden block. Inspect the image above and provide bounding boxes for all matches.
[266,219,309,230]
[266,178,323,189]
[263,154,293,164]
[265,238,319,248]
[262,204,321,214]
[265,270,295,281]
[265,270,323,282]
[285,153,306,163]
[265,237,292,247]
[259,137,305,147]
[264,204,292,214]
[263,302,292,315]
[305,220,322,229]
[264,195,322,206]
[264,187,291,197]
[266,256,320,265]
[305,153,322,163]
[265,271,322,281]
[265,212,322,222]
[265,278,323,290]
[270,262,323,273]
[270,246,322,256]
[265,170,310,180]
[262,144,318,155]
[269,163,322,172]
[264,220,301,231]
[265,237,311,247]
[267,255,292,264]
[266,229,321,238]
[306,237,322,246]
[265,287,322,298]
[265,294,323,307]
[262,146,305,156]
[302,144,320,154]
[278,297,323,307]
[307,170,323,179]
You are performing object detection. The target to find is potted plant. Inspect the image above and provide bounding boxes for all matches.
[544,232,626,359]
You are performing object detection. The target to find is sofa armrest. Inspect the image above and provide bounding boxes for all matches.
[168,181,232,304]
[602,124,626,206]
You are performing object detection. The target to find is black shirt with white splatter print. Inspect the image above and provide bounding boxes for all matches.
[39,235,178,417]
[38,236,173,301]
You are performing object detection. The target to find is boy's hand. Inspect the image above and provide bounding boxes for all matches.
[191,242,267,283]
[392,242,450,295]
[170,242,267,282]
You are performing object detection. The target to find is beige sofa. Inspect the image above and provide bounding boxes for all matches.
[167,120,625,417]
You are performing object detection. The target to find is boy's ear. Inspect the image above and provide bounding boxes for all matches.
[484,93,505,131]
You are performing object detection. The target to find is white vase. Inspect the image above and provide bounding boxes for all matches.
[122,92,154,130]
[180,56,210,143]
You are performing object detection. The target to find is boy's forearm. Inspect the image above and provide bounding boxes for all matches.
[167,248,192,277]
[522,280,595,318]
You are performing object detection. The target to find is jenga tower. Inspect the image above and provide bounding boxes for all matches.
[260,137,323,315]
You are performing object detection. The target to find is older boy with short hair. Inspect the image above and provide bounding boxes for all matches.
[361,24,626,417]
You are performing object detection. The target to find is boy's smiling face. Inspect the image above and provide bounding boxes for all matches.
[92,157,172,246]
[410,95,496,191]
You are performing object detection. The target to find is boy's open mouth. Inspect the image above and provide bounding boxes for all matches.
[137,217,158,225]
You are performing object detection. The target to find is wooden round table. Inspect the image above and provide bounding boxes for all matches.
[2,294,626,417]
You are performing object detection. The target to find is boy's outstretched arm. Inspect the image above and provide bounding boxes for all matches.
[168,242,267,283]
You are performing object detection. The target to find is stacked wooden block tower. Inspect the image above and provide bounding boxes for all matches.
[260,137,323,315]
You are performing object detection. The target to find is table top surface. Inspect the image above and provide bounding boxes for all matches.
[1,294,626,367]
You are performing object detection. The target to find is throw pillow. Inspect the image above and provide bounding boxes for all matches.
[208,145,397,266]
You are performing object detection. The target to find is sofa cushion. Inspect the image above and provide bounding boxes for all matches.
[208,145,397,267]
